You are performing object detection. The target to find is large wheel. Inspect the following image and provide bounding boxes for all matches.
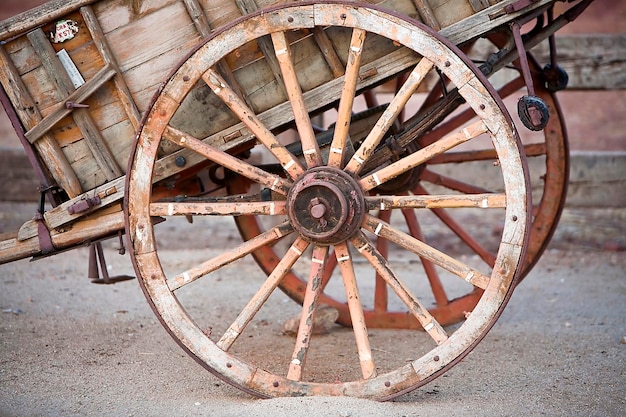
[126,2,530,399]
[233,34,568,329]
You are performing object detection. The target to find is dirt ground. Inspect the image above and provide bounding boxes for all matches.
[0,2,624,416]
[0,203,625,417]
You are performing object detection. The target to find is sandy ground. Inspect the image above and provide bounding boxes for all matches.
[0,1,624,416]
[0,205,624,417]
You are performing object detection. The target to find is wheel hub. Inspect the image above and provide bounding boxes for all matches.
[287,167,365,245]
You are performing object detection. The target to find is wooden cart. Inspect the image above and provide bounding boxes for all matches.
[0,0,591,399]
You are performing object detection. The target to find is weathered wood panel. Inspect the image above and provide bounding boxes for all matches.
[93,0,178,34]
[429,0,476,28]
[104,2,199,73]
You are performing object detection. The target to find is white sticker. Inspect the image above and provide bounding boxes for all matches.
[56,49,85,88]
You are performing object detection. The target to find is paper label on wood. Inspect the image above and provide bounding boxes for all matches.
[50,20,79,44]
[56,49,85,89]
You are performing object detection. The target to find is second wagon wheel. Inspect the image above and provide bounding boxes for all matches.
[236,33,569,329]
[126,2,530,399]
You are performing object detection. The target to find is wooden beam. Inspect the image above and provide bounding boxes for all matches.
[80,5,142,129]
[234,0,288,99]
[182,0,253,108]
[24,64,117,144]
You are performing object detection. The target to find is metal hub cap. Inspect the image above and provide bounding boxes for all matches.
[287,167,365,245]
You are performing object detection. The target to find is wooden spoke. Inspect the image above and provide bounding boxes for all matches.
[328,28,366,168]
[168,221,294,292]
[345,58,434,175]
[163,126,291,195]
[320,248,338,291]
[428,142,547,164]
[359,119,487,192]
[217,237,310,351]
[352,232,448,344]
[335,243,376,380]
[400,207,449,307]
[419,168,492,194]
[374,209,391,312]
[150,201,287,217]
[202,68,305,179]
[366,193,506,210]
[287,245,329,381]
[362,214,490,290]
[271,31,322,168]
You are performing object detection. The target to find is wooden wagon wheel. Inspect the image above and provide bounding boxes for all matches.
[233,36,568,329]
[126,2,530,399]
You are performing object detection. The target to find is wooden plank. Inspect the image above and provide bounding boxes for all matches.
[27,28,122,180]
[530,34,626,90]
[4,38,40,74]
[104,1,199,74]
[17,175,126,241]
[312,27,345,78]
[0,45,83,197]
[81,5,141,129]
[439,0,554,44]
[182,0,212,38]
[197,0,241,31]
[65,119,135,189]
[234,0,289,99]
[411,0,441,30]
[24,64,116,143]
[2,206,125,264]
[182,0,253,108]
[48,85,130,148]
[468,0,499,12]
[16,67,61,114]
[93,0,178,34]
[122,48,198,112]
[429,0,475,28]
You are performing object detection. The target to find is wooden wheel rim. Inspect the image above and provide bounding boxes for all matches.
[126,2,530,399]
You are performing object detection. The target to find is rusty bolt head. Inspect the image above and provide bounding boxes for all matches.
[175,156,187,167]
[309,198,327,219]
